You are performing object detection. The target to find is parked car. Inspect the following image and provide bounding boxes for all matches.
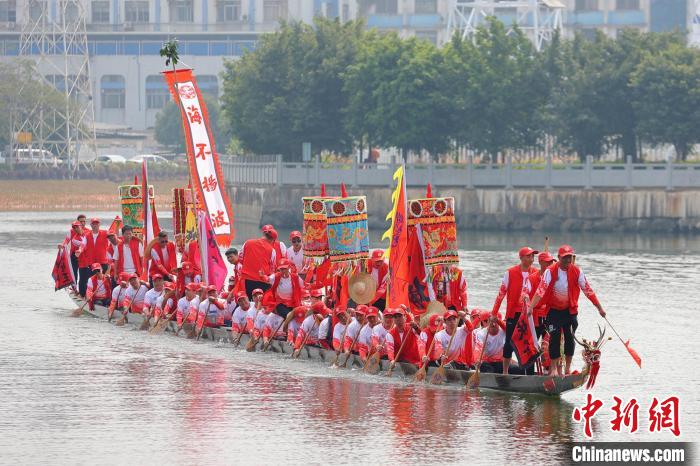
[11,148,63,165]
[128,154,174,165]
[93,154,127,164]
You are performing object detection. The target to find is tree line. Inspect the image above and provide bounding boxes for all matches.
[215,18,700,162]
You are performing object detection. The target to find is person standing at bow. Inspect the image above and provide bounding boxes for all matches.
[433,265,468,313]
[59,220,86,291]
[225,248,242,289]
[150,231,177,281]
[286,231,309,278]
[77,218,109,296]
[528,251,557,339]
[491,246,538,375]
[529,245,606,377]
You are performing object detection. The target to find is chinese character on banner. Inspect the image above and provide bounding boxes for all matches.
[201,175,218,192]
[210,210,230,229]
[187,105,202,124]
[195,143,211,161]
[648,396,681,437]
[573,393,603,438]
[611,396,639,433]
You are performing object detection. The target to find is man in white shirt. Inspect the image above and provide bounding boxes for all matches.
[176,283,200,327]
[286,230,308,278]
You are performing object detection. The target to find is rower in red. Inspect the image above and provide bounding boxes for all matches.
[433,310,477,370]
[529,245,606,376]
[86,263,111,310]
[385,307,421,366]
[528,251,557,339]
[261,258,304,320]
[491,246,538,375]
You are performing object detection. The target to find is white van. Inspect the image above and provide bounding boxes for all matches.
[12,148,63,165]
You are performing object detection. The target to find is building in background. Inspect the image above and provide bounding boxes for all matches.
[0,0,695,131]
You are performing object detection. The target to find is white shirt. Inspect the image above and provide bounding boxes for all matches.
[318,316,332,341]
[157,295,175,312]
[474,326,506,360]
[199,298,223,322]
[111,285,128,307]
[435,326,471,359]
[254,310,269,330]
[143,288,164,309]
[151,245,169,264]
[501,270,532,294]
[358,323,374,347]
[372,324,390,346]
[112,241,144,274]
[300,314,319,339]
[231,304,249,329]
[125,284,148,307]
[87,276,109,298]
[177,296,200,319]
[266,274,304,300]
[264,313,284,336]
[287,246,305,272]
[345,319,363,342]
[332,321,347,344]
[246,304,259,323]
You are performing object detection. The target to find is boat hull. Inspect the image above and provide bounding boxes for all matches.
[69,293,589,396]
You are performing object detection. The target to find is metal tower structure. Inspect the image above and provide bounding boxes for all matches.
[446,0,564,51]
[12,0,96,173]
[690,0,700,47]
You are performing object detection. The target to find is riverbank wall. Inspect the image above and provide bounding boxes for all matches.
[228,185,700,233]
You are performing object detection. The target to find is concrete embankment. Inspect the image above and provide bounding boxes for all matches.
[228,185,700,233]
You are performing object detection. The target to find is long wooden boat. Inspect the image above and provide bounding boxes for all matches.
[68,293,590,396]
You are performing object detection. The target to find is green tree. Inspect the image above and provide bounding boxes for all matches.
[632,44,700,161]
[221,18,363,160]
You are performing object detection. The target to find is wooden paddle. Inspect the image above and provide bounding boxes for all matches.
[149,309,176,335]
[71,298,88,317]
[115,300,133,326]
[107,287,125,322]
[386,326,411,377]
[262,312,295,352]
[140,303,155,330]
[339,323,367,369]
[330,318,352,367]
[467,328,490,389]
[414,334,439,382]
[292,316,320,359]
[196,302,213,341]
[430,328,458,385]
[364,324,395,374]
[148,290,174,330]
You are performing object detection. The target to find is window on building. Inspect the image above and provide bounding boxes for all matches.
[91,1,110,23]
[0,1,17,22]
[170,0,194,22]
[146,75,169,109]
[29,1,47,21]
[125,1,149,22]
[198,75,219,99]
[414,0,437,14]
[217,0,241,21]
[263,0,288,22]
[574,0,598,10]
[616,0,639,9]
[375,0,398,14]
[101,75,125,109]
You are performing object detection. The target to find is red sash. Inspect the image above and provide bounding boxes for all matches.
[240,238,274,281]
[389,323,421,365]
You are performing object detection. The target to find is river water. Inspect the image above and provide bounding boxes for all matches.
[1,211,698,465]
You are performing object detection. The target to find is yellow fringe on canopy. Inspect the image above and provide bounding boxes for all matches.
[381,165,404,261]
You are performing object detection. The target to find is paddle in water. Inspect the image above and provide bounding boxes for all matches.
[339,324,367,369]
[71,298,88,317]
[292,315,321,359]
[262,312,295,352]
[386,328,411,377]
[430,328,458,385]
[414,335,439,382]
[467,325,490,389]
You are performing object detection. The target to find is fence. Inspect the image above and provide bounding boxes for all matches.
[221,155,700,190]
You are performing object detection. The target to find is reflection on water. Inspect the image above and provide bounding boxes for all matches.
[0,211,697,464]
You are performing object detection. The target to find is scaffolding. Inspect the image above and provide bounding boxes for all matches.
[11,0,96,173]
[446,0,564,51]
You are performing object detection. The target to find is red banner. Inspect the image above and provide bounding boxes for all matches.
[511,312,541,369]
[52,247,74,291]
[163,68,234,246]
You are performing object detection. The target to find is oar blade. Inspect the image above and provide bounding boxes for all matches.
[466,370,480,389]
[625,339,642,368]
[430,366,446,385]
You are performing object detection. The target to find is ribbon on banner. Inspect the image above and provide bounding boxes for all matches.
[163,68,234,246]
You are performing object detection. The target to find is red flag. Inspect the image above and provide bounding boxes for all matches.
[383,166,410,308]
[426,183,433,198]
[52,247,75,290]
[198,210,227,291]
[511,312,541,369]
[407,225,431,314]
[320,184,326,197]
[141,160,160,280]
[341,183,348,197]
[625,340,642,368]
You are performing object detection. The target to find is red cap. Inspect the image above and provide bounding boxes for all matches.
[207,285,217,292]
[355,304,369,315]
[290,230,302,240]
[538,251,556,262]
[164,282,176,290]
[90,217,100,224]
[366,306,379,318]
[479,310,491,322]
[118,272,130,282]
[301,289,311,298]
[185,283,199,291]
[443,310,459,320]
[265,303,276,312]
[391,307,405,317]
[236,291,248,301]
[311,301,327,315]
[91,262,102,271]
[152,273,163,280]
[371,249,385,261]
[519,246,539,258]
[262,224,274,233]
[558,244,575,258]
[252,288,264,296]
[334,306,347,317]
[310,288,323,298]
[71,221,81,227]
[293,306,309,319]
[277,259,291,270]
[269,229,278,240]
[129,273,139,280]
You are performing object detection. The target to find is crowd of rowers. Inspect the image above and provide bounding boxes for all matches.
[60,215,607,378]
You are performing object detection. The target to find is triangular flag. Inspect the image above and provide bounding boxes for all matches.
[320,184,326,197]
[341,183,348,197]
[625,339,642,368]
[426,183,433,198]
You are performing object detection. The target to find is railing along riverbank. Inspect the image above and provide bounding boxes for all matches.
[221,155,700,190]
